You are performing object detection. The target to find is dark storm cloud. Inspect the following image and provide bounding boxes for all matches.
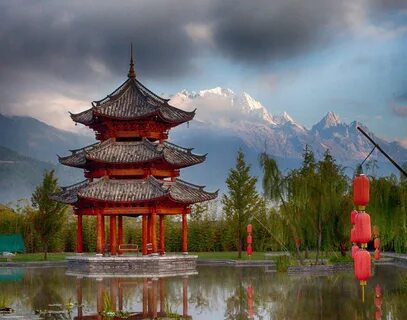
[0,0,405,120]
[0,0,207,82]
[208,0,348,62]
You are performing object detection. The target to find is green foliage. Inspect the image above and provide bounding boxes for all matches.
[222,150,262,258]
[31,170,67,260]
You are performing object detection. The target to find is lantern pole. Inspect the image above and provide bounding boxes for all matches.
[357,126,407,177]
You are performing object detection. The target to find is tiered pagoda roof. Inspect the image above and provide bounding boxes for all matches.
[58,139,206,169]
[51,177,218,205]
[70,78,195,126]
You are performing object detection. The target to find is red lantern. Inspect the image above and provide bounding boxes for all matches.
[351,245,359,259]
[247,245,253,256]
[374,248,380,261]
[374,238,380,249]
[354,212,371,245]
[247,235,253,244]
[350,210,358,225]
[247,224,253,233]
[353,174,369,208]
[354,249,371,283]
[350,227,357,243]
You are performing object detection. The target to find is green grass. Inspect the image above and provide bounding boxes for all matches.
[0,252,71,262]
[192,251,267,260]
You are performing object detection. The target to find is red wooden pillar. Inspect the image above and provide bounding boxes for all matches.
[147,215,152,245]
[152,211,158,254]
[159,215,165,255]
[110,216,117,255]
[96,214,104,254]
[142,215,148,255]
[183,276,189,317]
[76,214,83,254]
[101,215,105,254]
[182,213,188,254]
[117,216,123,255]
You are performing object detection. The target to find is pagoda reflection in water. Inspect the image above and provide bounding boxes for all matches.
[73,274,191,320]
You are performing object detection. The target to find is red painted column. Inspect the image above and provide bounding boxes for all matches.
[159,215,165,255]
[110,216,117,255]
[96,214,103,254]
[117,216,123,255]
[147,215,152,245]
[152,211,158,254]
[76,214,83,253]
[142,215,148,255]
[182,213,188,254]
[101,215,105,254]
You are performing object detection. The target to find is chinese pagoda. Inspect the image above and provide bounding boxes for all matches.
[52,48,217,257]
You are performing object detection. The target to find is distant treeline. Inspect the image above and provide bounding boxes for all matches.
[0,148,406,256]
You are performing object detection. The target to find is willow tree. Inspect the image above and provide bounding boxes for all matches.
[223,149,261,258]
[31,170,67,260]
[259,152,304,264]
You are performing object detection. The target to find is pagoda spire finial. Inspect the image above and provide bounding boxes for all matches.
[128,43,136,79]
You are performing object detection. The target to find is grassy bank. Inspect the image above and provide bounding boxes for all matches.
[0,252,70,262]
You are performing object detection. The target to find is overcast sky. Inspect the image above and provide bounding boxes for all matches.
[1,0,406,143]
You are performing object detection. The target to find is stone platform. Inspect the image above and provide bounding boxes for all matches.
[66,254,197,278]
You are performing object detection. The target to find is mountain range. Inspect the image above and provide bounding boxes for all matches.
[0,87,406,203]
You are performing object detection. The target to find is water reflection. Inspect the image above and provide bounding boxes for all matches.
[1,265,407,319]
[73,276,191,319]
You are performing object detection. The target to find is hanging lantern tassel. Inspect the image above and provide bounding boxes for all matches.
[354,249,371,303]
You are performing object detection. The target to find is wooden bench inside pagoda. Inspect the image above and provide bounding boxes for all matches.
[118,244,140,255]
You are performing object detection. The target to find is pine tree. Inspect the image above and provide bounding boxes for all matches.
[223,149,261,258]
[31,170,67,260]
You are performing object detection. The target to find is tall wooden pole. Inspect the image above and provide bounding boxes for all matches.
[142,215,148,255]
[96,214,103,254]
[182,213,188,254]
[117,216,123,255]
[152,211,158,254]
[110,216,117,255]
[159,215,165,255]
[76,214,83,254]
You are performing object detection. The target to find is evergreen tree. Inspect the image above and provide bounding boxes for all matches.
[31,170,67,260]
[223,149,261,258]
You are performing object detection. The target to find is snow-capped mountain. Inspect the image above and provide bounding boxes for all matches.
[170,87,407,168]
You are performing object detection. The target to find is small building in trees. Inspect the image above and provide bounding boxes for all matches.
[51,49,217,256]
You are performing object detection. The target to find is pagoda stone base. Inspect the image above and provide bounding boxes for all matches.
[66,255,197,277]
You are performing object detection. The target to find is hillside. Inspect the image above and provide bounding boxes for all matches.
[0,146,55,203]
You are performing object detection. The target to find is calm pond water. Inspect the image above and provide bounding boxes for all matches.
[0,264,406,319]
